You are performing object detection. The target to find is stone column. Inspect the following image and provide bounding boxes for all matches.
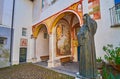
[48,33,61,67]
[32,38,37,63]
[48,34,55,67]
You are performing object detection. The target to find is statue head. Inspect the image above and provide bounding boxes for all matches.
[83,14,91,24]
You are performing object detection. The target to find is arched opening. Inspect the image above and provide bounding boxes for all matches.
[52,11,81,62]
[36,24,49,62]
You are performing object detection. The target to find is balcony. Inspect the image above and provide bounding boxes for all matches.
[110,3,120,27]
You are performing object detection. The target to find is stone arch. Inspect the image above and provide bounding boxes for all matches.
[34,23,49,38]
[50,10,81,62]
[36,24,49,62]
[50,10,82,34]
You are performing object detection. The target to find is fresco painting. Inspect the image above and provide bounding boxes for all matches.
[56,24,71,56]
[0,27,11,68]
[88,0,101,20]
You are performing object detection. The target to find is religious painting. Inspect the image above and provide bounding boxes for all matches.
[20,38,28,47]
[56,24,71,56]
[0,27,11,68]
[88,0,101,20]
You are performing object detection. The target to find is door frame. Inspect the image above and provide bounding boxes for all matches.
[19,48,27,63]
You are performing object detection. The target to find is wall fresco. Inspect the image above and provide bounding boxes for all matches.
[56,24,71,56]
[88,0,101,20]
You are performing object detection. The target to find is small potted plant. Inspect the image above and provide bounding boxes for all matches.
[103,44,114,65]
[113,46,120,71]
[96,57,104,69]
[103,44,120,71]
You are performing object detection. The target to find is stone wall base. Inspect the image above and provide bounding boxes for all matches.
[32,58,37,63]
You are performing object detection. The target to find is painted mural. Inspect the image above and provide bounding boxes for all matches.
[0,27,11,68]
[88,0,101,20]
[56,24,71,56]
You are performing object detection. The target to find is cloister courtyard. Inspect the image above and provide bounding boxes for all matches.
[0,0,120,79]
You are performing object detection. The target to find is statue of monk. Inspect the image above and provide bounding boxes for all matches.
[77,14,97,78]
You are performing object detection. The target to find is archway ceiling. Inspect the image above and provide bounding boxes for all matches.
[61,13,79,27]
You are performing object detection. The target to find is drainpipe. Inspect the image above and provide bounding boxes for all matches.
[34,38,36,59]
[10,0,15,66]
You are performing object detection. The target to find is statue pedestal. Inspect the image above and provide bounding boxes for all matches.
[75,72,102,79]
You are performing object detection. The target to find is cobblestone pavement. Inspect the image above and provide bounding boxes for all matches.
[0,63,74,79]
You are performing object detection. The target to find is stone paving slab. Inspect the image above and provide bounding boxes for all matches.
[35,62,79,77]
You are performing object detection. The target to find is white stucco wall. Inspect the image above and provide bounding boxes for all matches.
[0,0,4,24]
[83,0,120,59]
[33,0,42,22]
[2,0,13,28]
[12,0,33,64]
[36,31,49,62]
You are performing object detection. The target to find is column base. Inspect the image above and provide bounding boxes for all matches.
[48,59,61,68]
[27,59,32,62]
[32,58,37,63]
[12,61,19,65]
[48,60,54,68]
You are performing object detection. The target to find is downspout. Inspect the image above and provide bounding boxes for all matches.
[34,38,36,59]
[10,0,15,65]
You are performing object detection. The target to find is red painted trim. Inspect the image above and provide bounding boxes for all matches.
[70,14,75,27]
[33,1,82,27]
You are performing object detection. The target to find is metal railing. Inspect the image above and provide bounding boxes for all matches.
[109,3,120,26]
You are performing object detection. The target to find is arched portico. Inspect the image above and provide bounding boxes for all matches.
[32,1,83,67]
[48,11,82,67]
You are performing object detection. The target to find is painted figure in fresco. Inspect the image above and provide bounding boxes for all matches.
[56,24,71,56]
[77,14,97,78]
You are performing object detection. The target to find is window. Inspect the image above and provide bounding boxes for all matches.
[42,0,44,8]
[115,0,120,5]
[0,39,4,44]
[110,1,120,27]
[22,28,27,36]
[44,32,48,39]
[115,0,120,24]
[0,37,7,45]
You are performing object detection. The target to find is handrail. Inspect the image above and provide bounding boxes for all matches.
[109,3,120,26]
